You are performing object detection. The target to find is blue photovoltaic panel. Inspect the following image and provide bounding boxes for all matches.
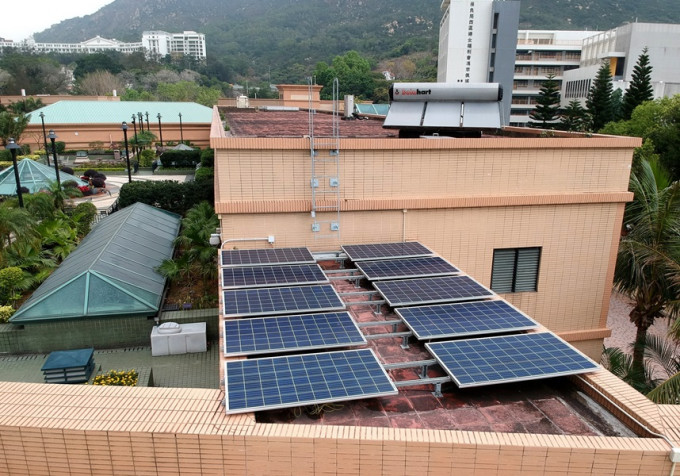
[373,275,494,307]
[223,284,345,317]
[221,247,315,267]
[342,242,433,261]
[224,348,398,414]
[223,312,366,356]
[396,299,539,339]
[356,257,459,281]
[221,264,328,289]
[426,332,599,388]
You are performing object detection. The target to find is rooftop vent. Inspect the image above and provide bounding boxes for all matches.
[383,82,503,138]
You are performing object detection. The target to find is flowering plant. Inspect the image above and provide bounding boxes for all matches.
[92,369,138,386]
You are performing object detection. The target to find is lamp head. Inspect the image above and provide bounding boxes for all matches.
[5,138,20,151]
[121,121,128,131]
[47,130,57,140]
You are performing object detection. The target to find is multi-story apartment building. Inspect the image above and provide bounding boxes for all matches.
[511,30,597,127]
[0,31,206,61]
[563,22,680,106]
[437,0,520,125]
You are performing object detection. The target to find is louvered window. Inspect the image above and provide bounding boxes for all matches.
[491,247,541,293]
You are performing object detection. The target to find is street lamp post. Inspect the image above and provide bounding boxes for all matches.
[39,112,50,166]
[157,113,163,147]
[144,111,150,131]
[178,112,184,143]
[131,115,138,154]
[47,130,61,188]
[138,112,144,132]
[122,122,132,183]
[5,138,23,208]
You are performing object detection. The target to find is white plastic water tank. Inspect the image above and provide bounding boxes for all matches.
[236,95,249,108]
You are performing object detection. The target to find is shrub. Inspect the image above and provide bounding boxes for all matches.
[60,166,74,175]
[72,201,98,237]
[91,177,106,188]
[0,150,10,161]
[194,166,214,182]
[159,149,200,168]
[82,169,98,178]
[62,180,80,189]
[93,172,107,180]
[200,148,214,167]
[47,141,66,154]
[92,369,138,386]
[119,178,213,215]
[138,149,155,167]
[0,305,14,323]
[0,267,24,305]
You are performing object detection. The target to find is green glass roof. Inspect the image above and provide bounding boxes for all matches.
[0,159,88,195]
[28,101,213,125]
[11,202,181,323]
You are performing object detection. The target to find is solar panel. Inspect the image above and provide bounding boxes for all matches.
[356,256,459,281]
[224,348,397,414]
[342,242,433,261]
[396,299,539,339]
[221,264,328,289]
[373,275,494,307]
[223,284,345,317]
[223,312,366,356]
[221,247,315,267]
[426,332,599,388]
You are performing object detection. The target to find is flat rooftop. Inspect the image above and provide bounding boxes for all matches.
[223,108,396,138]
[225,260,636,438]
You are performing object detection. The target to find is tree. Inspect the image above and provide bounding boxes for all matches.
[623,48,654,120]
[0,54,70,95]
[314,51,376,100]
[614,159,680,376]
[586,61,614,131]
[529,74,561,128]
[560,100,588,132]
[77,71,125,96]
[74,53,122,80]
[0,111,30,146]
[8,98,44,114]
[0,202,36,252]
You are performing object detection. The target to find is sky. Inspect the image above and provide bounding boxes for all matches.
[2,0,115,42]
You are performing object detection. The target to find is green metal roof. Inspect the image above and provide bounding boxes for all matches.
[11,202,181,323]
[0,159,87,195]
[28,101,213,125]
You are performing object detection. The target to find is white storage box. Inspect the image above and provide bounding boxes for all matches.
[151,322,207,356]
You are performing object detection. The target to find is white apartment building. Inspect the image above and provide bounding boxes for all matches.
[562,23,680,106]
[511,30,596,127]
[142,31,206,61]
[0,31,206,61]
[438,0,520,125]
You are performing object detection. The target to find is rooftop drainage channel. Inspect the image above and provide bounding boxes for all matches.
[383,359,450,397]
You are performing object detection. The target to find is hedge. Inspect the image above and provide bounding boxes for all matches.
[159,149,200,168]
[118,171,214,215]
[200,148,214,167]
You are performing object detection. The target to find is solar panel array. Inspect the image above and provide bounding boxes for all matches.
[356,256,460,281]
[221,264,328,289]
[342,242,433,261]
[221,247,315,267]
[373,275,494,307]
[224,349,397,414]
[223,284,345,317]
[426,333,599,388]
[396,300,539,339]
[223,312,365,356]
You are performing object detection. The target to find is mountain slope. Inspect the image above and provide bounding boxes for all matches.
[33,0,680,80]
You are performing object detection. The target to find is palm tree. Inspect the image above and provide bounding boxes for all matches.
[614,159,680,375]
[0,202,37,251]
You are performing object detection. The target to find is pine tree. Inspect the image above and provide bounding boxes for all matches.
[622,47,654,120]
[529,74,561,129]
[560,100,588,132]
[586,61,614,131]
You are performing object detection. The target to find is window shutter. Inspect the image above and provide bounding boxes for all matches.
[514,247,540,292]
[491,249,515,293]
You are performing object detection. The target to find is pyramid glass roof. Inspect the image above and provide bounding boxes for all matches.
[0,159,88,195]
[11,202,181,323]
